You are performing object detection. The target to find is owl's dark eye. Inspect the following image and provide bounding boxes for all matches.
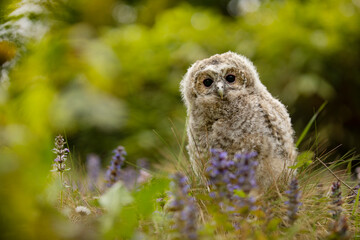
[203,78,213,87]
[225,74,236,83]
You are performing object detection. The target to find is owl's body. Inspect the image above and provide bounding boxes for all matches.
[181,52,297,189]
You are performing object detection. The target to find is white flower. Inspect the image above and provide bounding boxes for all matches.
[75,206,91,216]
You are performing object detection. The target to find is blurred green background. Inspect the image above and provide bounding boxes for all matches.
[0,0,360,237]
[2,0,360,161]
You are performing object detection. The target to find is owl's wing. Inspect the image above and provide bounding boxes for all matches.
[257,94,296,160]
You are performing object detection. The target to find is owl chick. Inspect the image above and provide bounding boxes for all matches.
[180,52,297,189]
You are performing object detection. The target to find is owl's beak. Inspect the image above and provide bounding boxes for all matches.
[216,82,225,99]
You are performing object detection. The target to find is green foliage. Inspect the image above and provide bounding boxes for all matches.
[133,177,170,217]
[290,150,314,171]
[99,182,133,214]
[99,182,134,238]
[98,177,169,239]
[2,0,360,158]
[296,101,327,148]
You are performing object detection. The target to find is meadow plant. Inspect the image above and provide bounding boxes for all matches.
[136,159,152,184]
[206,149,258,210]
[348,183,360,204]
[45,138,360,239]
[348,167,360,203]
[137,158,150,169]
[86,154,101,191]
[168,172,198,240]
[52,134,70,207]
[206,149,233,199]
[137,169,152,185]
[326,180,352,239]
[233,152,258,195]
[330,181,343,219]
[52,135,70,174]
[284,178,301,225]
[105,146,127,187]
[328,215,351,240]
[119,167,138,189]
[356,167,360,180]
[75,206,91,216]
[46,136,359,239]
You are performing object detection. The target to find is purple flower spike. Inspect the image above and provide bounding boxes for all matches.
[206,149,258,214]
[330,181,343,220]
[285,178,301,224]
[168,172,198,240]
[233,152,258,195]
[206,149,235,198]
[86,154,101,191]
[105,146,127,187]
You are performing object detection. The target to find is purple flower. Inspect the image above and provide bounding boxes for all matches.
[330,181,343,219]
[205,148,260,229]
[179,203,198,240]
[120,167,138,189]
[137,158,150,169]
[105,146,127,187]
[285,178,301,224]
[327,182,351,239]
[168,173,198,240]
[206,149,258,205]
[206,149,234,198]
[168,173,190,211]
[86,154,101,191]
[233,152,258,194]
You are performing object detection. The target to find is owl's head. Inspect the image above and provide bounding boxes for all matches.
[180,52,263,109]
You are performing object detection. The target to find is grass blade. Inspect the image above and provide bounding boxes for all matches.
[296,101,327,148]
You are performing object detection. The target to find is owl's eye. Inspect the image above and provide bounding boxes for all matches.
[225,74,236,83]
[203,78,213,87]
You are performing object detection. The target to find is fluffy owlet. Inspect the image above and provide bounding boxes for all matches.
[180,52,297,189]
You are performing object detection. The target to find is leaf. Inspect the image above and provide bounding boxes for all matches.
[99,182,133,215]
[352,187,360,216]
[296,101,327,148]
[99,182,134,237]
[266,218,281,232]
[234,189,247,198]
[289,151,314,170]
[134,177,170,217]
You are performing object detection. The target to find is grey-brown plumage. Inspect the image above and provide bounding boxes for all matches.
[180,52,297,189]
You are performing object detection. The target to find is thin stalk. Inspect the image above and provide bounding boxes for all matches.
[60,171,63,208]
[296,101,327,148]
[316,157,356,195]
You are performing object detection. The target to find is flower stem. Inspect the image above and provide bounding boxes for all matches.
[60,171,63,208]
